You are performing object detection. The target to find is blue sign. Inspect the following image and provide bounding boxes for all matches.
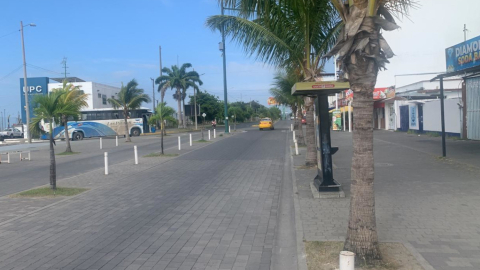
[20,77,49,124]
[410,106,416,127]
[446,35,480,73]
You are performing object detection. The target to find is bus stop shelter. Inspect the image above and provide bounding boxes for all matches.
[292,81,350,192]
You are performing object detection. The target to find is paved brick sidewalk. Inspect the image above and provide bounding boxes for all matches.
[0,129,287,270]
[292,131,480,270]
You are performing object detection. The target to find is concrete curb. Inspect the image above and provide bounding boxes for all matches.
[289,133,308,270]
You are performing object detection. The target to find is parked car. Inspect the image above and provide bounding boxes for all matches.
[0,128,23,139]
[290,115,294,120]
[259,118,274,130]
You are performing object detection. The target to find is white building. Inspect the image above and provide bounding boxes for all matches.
[48,77,120,111]
[396,78,463,99]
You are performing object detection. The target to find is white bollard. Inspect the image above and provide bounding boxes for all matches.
[208,130,211,140]
[100,138,103,149]
[229,126,231,133]
[295,141,299,156]
[20,152,22,161]
[7,152,10,164]
[104,152,109,175]
[116,136,118,146]
[134,145,138,165]
[293,130,296,142]
[291,123,293,131]
[178,136,181,150]
[190,134,192,146]
[214,129,216,138]
[28,151,31,161]
[339,251,355,270]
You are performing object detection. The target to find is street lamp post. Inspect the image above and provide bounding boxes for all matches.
[150,78,155,113]
[220,0,229,133]
[20,21,35,144]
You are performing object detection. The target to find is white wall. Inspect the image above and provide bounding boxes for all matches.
[48,82,120,110]
[423,98,461,134]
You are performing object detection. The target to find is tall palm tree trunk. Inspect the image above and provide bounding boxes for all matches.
[160,96,164,154]
[49,122,57,190]
[63,115,72,153]
[344,21,381,261]
[124,110,131,142]
[182,97,186,129]
[295,106,305,146]
[176,88,182,128]
[304,96,316,166]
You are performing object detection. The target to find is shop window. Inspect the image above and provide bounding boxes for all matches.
[102,95,107,105]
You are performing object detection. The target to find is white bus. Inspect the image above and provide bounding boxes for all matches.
[44,108,152,140]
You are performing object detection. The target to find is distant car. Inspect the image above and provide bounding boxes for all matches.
[290,116,294,120]
[0,128,23,139]
[301,118,306,125]
[259,118,274,130]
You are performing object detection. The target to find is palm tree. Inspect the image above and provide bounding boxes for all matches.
[206,0,340,167]
[270,69,305,145]
[321,0,413,261]
[155,64,203,128]
[30,91,77,190]
[54,80,88,153]
[108,79,151,142]
[148,103,177,133]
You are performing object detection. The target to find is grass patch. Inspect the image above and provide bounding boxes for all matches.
[56,151,80,156]
[219,134,223,137]
[305,241,423,270]
[11,187,88,198]
[143,152,179,157]
[425,131,440,137]
[406,129,416,134]
[196,139,210,143]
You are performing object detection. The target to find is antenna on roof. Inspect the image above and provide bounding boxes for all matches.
[61,57,70,80]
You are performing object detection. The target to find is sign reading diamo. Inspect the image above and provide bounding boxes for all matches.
[19,77,49,124]
[446,35,480,73]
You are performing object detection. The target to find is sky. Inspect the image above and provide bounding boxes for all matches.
[1,0,479,121]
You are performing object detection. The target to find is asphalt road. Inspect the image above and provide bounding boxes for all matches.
[0,120,297,270]
[0,121,263,197]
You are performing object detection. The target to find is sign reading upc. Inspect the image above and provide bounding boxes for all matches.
[20,77,49,124]
[446,35,480,73]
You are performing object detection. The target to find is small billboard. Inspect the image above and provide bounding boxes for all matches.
[446,35,480,73]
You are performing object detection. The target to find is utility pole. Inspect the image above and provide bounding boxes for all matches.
[150,78,155,113]
[193,69,198,130]
[159,46,165,154]
[20,21,33,144]
[61,57,69,79]
[220,0,229,133]
[464,24,468,42]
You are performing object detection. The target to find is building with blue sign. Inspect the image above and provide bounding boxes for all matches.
[19,77,121,124]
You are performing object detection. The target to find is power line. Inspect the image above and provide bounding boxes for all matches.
[26,63,63,75]
[0,65,23,81]
[0,29,19,39]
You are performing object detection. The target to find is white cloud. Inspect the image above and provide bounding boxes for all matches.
[377,0,480,87]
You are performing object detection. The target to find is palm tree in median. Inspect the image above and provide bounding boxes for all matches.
[108,79,151,142]
[206,0,340,167]
[156,63,203,129]
[30,91,77,190]
[54,80,88,153]
[148,103,177,148]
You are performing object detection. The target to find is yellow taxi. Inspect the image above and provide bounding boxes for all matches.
[259,118,274,130]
